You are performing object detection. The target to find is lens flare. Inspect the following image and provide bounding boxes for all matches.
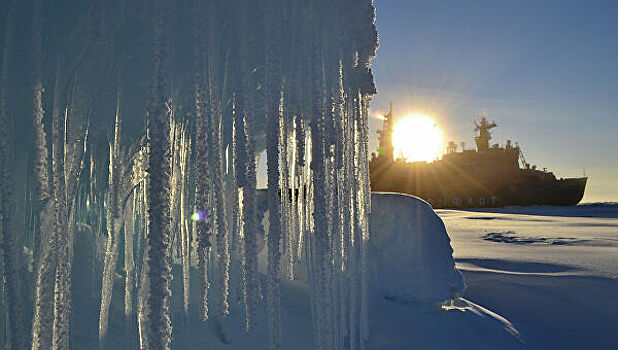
[191,209,207,222]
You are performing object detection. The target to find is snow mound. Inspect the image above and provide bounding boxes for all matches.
[369,192,465,303]
[366,193,523,349]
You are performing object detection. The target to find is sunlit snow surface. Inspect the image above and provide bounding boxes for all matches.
[439,203,618,349]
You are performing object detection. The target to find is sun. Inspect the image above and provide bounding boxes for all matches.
[391,114,444,162]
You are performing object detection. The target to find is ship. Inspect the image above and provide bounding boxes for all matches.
[369,105,587,208]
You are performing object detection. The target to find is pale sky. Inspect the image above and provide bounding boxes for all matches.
[369,0,618,202]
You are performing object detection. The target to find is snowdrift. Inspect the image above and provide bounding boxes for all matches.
[364,193,523,349]
[368,192,464,303]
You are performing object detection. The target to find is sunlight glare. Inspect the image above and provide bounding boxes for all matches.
[392,114,444,162]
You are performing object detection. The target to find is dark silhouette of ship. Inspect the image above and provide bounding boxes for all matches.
[369,105,587,208]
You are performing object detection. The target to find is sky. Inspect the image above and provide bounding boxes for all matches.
[368,0,618,202]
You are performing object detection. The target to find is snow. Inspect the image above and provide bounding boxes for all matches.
[439,203,618,349]
[364,193,522,349]
[58,191,618,349]
[368,193,464,303]
[440,204,618,279]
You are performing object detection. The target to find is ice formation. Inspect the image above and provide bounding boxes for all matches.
[0,0,379,349]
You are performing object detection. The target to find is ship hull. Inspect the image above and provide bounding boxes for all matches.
[504,177,588,207]
[369,161,588,209]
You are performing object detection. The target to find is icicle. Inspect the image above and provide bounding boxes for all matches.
[353,2,378,346]
[358,95,372,344]
[169,119,180,261]
[137,245,150,350]
[31,0,50,265]
[241,50,259,331]
[193,0,212,322]
[49,56,71,350]
[145,0,174,347]
[306,218,319,347]
[306,3,345,347]
[288,117,298,280]
[124,186,137,341]
[134,148,149,350]
[210,59,231,319]
[298,133,312,261]
[339,95,352,350]
[296,115,306,167]
[0,1,25,348]
[279,98,292,280]
[232,0,248,191]
[59,109,89,349]
[288,1,302,280]
[98,89,123,348]
[224,28,244,309]
[180,123,192,315]
[206,0,230,320]
[241,159,259,330]
[349,96,361,350]
[333,59,347,350]
[30,0,55,348]
[265,0,284,346]
[228,170,243,309]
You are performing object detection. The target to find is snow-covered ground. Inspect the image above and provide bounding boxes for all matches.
[88,194,617,349]
[438,203,618,349]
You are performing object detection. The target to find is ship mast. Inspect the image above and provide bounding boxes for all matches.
[474,113,497,151]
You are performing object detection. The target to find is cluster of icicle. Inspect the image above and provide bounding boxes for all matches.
[258,1,378,349]
[27,0,93,348]
[16,0,378,350]
[188,0,377,349]
[148,0,378,349]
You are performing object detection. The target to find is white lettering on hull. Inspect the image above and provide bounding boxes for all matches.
[425,196,498,208]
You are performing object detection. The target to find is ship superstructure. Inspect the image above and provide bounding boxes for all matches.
[369,107,587,208]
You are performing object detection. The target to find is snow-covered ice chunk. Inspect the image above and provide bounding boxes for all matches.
[368,192,465,303]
